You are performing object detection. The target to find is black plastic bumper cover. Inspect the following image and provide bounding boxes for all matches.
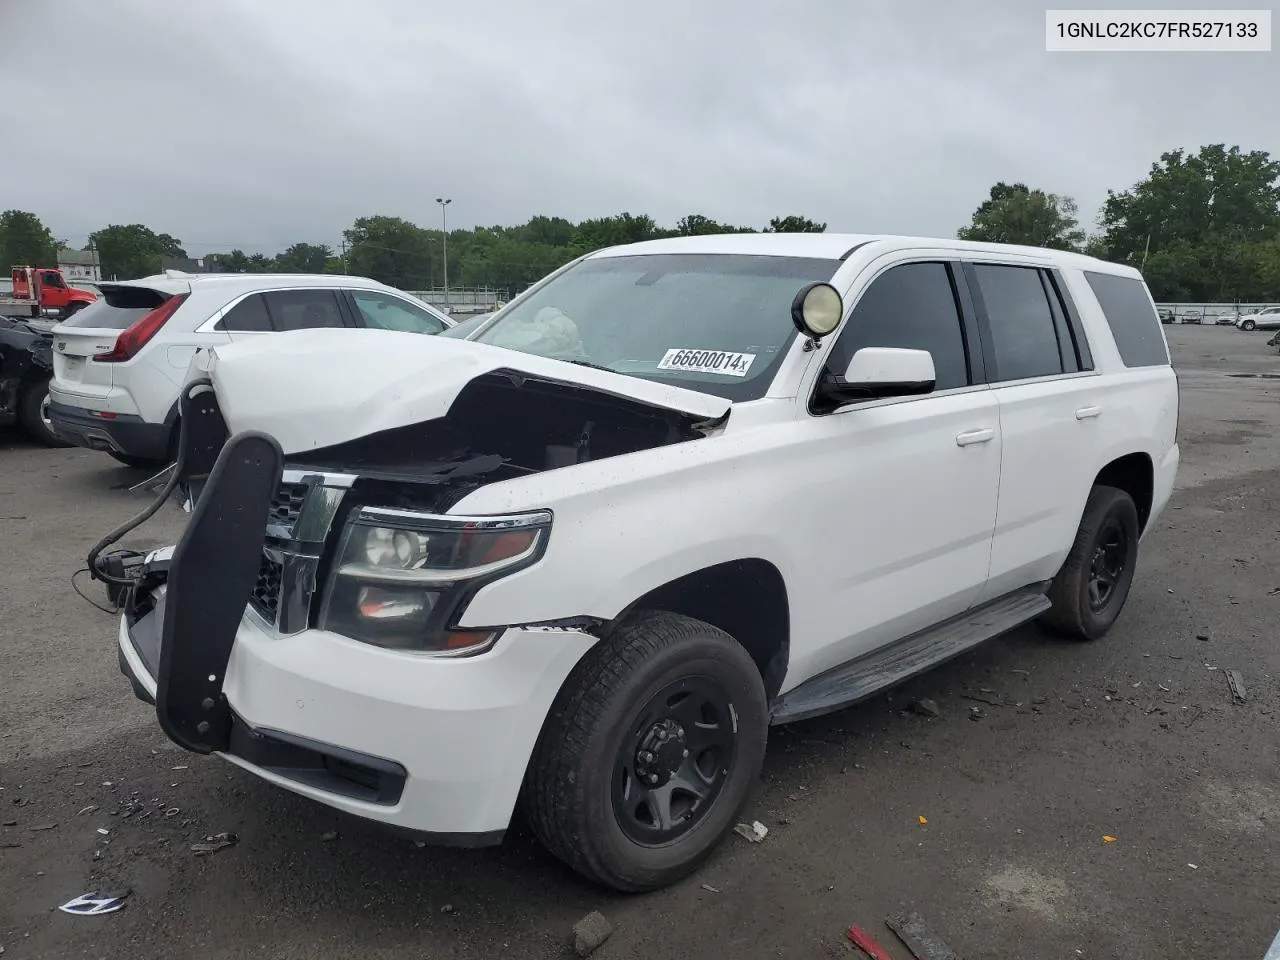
[156,430,283,754]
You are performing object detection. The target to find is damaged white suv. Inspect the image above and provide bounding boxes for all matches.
[106,233,1179,892]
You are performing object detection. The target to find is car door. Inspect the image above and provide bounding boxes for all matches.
[961,261,1100,605]
[791,258,1001,679]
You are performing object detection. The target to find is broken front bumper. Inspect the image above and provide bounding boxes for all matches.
[119,593,597,840]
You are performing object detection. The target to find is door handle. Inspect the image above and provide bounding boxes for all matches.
[955,427,995,446]
[1075,405,1103,420]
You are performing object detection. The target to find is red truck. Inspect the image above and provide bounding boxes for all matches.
[0,266,96,319]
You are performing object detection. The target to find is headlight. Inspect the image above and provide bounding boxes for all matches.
[318,506,552,655]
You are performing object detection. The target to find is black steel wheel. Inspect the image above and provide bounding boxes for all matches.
[523,610,768,892]
[1043,484,1140,640]
[612,676,737,846]
[1086,517,1129,612]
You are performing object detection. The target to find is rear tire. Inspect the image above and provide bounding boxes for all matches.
[522,610,768,892]
[18,378,72,448]
[1042,485,1140,641]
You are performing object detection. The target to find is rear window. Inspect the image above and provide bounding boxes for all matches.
[59,286,170,330]
[1083,272,1169,367]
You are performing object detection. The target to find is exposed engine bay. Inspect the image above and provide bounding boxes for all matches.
[284,368,721,509]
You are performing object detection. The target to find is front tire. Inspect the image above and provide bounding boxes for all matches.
[522,610,768,892]
[18,378,72,448]
[1042,485,1140,640]
[1242,319,1257,331]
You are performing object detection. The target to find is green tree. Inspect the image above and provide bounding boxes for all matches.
[1100,144,1280,299]
[0,210,58,268]
[274,242,333,273]
[343,216,435,288]
[766,215,827,233]
[957,183,1085,250]
[676,214,755,236]
[206,249,251,273]
[91,224,187,279]
[1102,145,1280,261]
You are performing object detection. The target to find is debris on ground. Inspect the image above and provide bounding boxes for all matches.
[440,903,454,914]
[968,706,985,721]
[909,698,941,718]
[846,922,894,960]
[320,830,339,842]
[76,805,98,816]
[733,820,768,843]
[701,883,721,893]
[1227,670,1248,703]
[191,832,238,856]
[962,693,1002,707]
[886,911,959,960]
[1196,633,1211,641]
[572,911,613,957]
[918,815,928,825]
[28,823,56,832]
[1103,835,1117,843]
[58,890,131,916]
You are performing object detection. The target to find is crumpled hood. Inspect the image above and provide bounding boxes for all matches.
[198,329,731,454]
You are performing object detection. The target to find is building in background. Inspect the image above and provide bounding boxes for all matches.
[57,247,101,282]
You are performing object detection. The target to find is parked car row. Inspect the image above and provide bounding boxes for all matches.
[44,271,454,466]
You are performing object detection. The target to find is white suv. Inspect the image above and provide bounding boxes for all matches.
[108,234,1179,893]
[49,272,453,467]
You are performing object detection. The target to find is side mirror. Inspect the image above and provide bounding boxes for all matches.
[817,347,936,407]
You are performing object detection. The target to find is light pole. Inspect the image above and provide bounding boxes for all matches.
[435,197,451,309]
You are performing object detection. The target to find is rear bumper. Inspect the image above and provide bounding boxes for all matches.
[47,400,169,459]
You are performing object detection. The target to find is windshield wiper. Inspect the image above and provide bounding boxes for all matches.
[559,358,618,374]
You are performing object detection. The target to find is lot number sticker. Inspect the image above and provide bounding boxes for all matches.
[657,348,755,377]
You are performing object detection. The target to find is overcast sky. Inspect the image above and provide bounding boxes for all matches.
[2,0,1275,254]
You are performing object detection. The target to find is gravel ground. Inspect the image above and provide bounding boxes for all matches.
[1,325,1278,960]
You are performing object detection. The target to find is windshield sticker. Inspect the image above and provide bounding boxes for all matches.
[657,349,756,378]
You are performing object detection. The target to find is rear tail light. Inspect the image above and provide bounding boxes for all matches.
[93,294,188,362]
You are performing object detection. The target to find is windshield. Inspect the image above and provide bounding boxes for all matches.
[468,253,841,401]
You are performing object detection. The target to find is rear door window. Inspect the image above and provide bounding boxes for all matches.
[970,264,1065,382]
[1083,272,1169,367]
[829,261,971,392]
[263,289,347,330]
[216,293,273,332]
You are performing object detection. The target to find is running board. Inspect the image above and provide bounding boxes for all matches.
[769,587,1052,725]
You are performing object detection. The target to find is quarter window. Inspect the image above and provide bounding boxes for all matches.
[1083,271,1169,368]
[217,293,273,332]
[828,261,970,393]
[971,264,1064,382]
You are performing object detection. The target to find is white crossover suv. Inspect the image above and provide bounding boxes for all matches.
[48,272,453,467]
[107,233,1179,892]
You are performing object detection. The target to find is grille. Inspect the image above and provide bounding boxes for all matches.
[269,482,309,532]
[249,553,283,622]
